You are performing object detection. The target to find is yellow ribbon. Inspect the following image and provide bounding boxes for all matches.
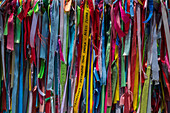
[86,38,90,113]
[113,45,119,104]
[90,43,93,113]
[73,0,90,112]
[133,47,139,110]
[140,66,151,113]
[29,63,32,91]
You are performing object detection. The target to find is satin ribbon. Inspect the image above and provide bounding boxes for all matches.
[73,0,90,111]
[12,44,20,113]
[106,22,111,69]
[60,13,69,111]
[121,37,126,87]
[161,0,170,63]
[23,60,29,113]
[18,20,24,113]
[28,63,34,113]
[60,10,67,103]
[113,45,120,104]
[30,13,38,48]
[68,25,75,66]
[90,40,93,113]
[143,0,153,23]
[101,85,105,113]
[130,1,137,93]
[77,1,84,90]
[40,11,49,60]
[140,66,151,113]
[36,14,46,97]
[1,13,6,91]
[101,2,107,85]
[14,6,22,43]
[123,23,131,56]
[47,0,59,91]
[61,67,69,113]
[119,87,133,112]
[151,12,159,81]
[62,11,67,62]
[0,11,3,41]
[6,50,11,112]
[69,2,79,111]
[107,60,117,112]
[86,38,91,113]
[60,0,64,45]
[133,46,139,111]
[54,49,60,112]
[106,22,113,111]
[17,0,31,21]
[113,2,126,38]
[7,13,14,51]
[146,77,151,113]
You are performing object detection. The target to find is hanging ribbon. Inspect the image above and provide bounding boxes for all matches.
[73,0,90,112]
[47,0,59,91]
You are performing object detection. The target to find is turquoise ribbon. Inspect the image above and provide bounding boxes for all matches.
[54,49,60,95]
[18,20,24,113]
[68,25,75,66]
[40,11,49,60]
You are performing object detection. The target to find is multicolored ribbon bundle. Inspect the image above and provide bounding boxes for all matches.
[0,0,170,112]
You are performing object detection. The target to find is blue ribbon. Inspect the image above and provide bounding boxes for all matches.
[143,0,153,23]
[6,50,10,113]
[130,0,134,17]
[12,44,20,113]
[40,11,49,60]
[113,0,119,5]
[125,0,130,14]
[101,2,107,85]
[18,20,24,113]
[47,0,59,91]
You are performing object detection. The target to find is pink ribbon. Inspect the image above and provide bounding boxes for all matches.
[58,39,65,62]
[7,13,14,51]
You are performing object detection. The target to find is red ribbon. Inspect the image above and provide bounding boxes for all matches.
[17,0,31,21]
[130,2,137,93]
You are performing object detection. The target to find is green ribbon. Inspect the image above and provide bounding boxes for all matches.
[77,6,80,26]
[4,16,8,35]
[14,6,22,43]
[106,22,111,69]
[140,66,151,113]
[27,1,40,16]
[121,37,126,87]
[101,85,105,113]
[38,59,45,79]
[120,18,126,87]
[107,60,117,112]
